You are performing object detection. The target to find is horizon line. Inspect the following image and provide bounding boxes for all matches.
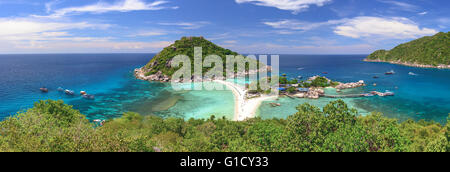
[0,52,370,56]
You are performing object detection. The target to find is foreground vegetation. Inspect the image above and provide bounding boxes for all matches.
[0,100,448,152]
[366,32,449,66]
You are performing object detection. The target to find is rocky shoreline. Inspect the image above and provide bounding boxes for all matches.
[290,76,366,99]
[335,80,366,90]
[134,68,171,82]
[135,65,272,82]
[364,59,450,69]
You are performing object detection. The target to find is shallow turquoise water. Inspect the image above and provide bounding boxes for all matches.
[0,54,235,121]
[0,54,449,123]
[258,55,450,123]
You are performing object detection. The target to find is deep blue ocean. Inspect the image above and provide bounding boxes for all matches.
[1,54,449,123]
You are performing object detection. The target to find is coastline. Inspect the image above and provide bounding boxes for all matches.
[213,80,277,121]
[364,59,450,69]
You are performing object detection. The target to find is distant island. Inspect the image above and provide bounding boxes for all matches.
[365,32,449,69]
[135,36,267,82]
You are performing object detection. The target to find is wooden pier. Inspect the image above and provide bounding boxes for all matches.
[322,94,365,98]
[322,91,394,98]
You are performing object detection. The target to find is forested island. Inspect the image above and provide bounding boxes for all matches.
[0,100,448,152]
[365,32,450,68]
[135,36,266,82]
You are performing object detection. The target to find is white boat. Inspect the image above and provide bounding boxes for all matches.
[64,89,75,95]
[408,72,418,76]
[385,70,395,75]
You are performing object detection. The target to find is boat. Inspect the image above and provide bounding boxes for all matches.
[297,75,303,79]
[57,87,64,92]
[64,89,75,95]
[80,91,87,95]
[385,70,395,75]
[40,87,48,93]
[373,76,379,79]
[270,103,281,107]
[322,72,328,74]
[383,91,395,96]
[408,72,418,76]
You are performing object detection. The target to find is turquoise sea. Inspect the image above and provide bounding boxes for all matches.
[0,54,449,123]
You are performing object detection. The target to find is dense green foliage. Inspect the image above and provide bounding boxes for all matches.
[1,100,448,152]
[143,36,260,77]
[367,32,450,65]
[310,77,330,87]
[301,76,338,88]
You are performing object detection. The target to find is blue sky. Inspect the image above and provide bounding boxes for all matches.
[0,0,448,54]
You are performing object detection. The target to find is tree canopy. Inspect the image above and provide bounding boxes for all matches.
[366,32,450,66]
[0,100,448,152]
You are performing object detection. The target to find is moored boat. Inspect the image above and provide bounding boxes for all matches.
[40,87,48,93]
[408,72,418,76]
[64,89,75,95]
[270,103,281,107]
[385,70,395,75]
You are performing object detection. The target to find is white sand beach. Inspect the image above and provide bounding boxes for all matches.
[214,80,278,121]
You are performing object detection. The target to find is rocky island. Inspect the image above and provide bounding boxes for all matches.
[365,32,449,69]
[292,76,366,99]
[248,75,367,99]
[135,36,269,82]
[135,37,273,121]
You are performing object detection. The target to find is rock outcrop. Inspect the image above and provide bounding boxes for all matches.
[335,80,366,89]
[294,88,324,99]
[134,68,170,82]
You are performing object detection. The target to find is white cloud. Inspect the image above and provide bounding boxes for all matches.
[158,21,210,29]
[1,40,172,53]
[235,0,332,14]
[263,19,345,31]
[128,30,168,37]
[0,17,115,52]
[222,42,374,54]
[223,40,237,44]
[378,0,419,12]
[334,16,438,39]
[36,0,176,18]
[45,0,62,13]
[418,11,428,15]
[0,18,110,37]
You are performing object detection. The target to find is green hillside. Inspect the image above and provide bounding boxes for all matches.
[141,36,259,78]
[366,32,450,66]
[1,100,448,152]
